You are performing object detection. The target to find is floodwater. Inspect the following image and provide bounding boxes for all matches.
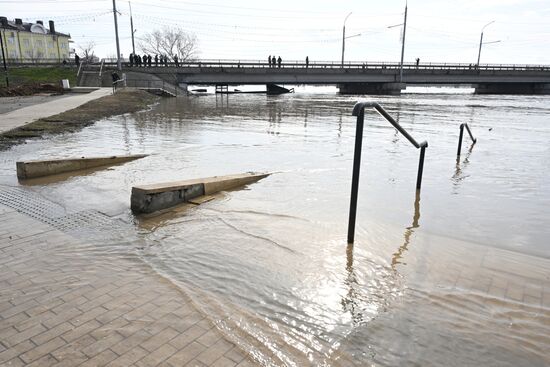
[1,87,550,366]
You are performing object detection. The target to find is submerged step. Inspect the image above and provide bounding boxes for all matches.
[16,154,148,180]
[131,172,270,214]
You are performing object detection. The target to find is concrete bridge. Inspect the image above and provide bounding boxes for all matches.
[94,59,550,95]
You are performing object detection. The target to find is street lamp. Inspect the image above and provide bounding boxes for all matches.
[0,27,9,87]
[129,1,136,55]
[477,20,496,66]
[387,2,408,82]
[341,12,352,67]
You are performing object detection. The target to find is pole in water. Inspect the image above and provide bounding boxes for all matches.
[416,145,426,190]
[347,108,365,244]
[457,123,465,156]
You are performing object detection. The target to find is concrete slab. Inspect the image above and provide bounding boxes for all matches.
[16,154,148,180]
[0,88,112,134]
[131,172,270,214]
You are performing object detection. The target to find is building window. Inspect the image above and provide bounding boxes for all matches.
[49,41,54,49]
[23,39,30,47]
[60,43,66,49]
[8,38,14,44]
[36,40,44,47]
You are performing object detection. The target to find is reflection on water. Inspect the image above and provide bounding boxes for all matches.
[392,191,421,268]
[1,90,549,365]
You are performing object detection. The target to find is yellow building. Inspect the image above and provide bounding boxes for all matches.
[0,17,71,63]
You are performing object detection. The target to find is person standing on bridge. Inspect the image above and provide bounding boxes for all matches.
[129,53,133,67]
[416,58,420,68]
[155,55,158,67]
[268,55,271,68]
[174,54,179,67]
[148,55,152,67]
[74,54,80,67]
[271,56,276,68]
[306,56,309,68]
[277,56,282,68]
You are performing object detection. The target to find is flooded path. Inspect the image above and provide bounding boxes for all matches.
[1,88,549,365]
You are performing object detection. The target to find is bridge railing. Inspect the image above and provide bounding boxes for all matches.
[98,58,550,72]
[124,78,178,96]
[347,102,428,243]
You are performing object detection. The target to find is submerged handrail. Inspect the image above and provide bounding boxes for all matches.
[348,102,428,243]
[457,123,477,157]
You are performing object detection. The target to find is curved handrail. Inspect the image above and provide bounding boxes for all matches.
[457,123,477,156]
[348,102,428,243]
[352,102,428,149]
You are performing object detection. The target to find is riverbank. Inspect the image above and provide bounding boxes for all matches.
[0,89,158,150]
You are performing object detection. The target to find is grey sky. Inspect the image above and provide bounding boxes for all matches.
[1,0,549,64]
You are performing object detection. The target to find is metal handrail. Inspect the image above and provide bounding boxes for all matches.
[348,102,428,243]
[457,123,477,156]
[112,78,125,94]
[93,59,550,72]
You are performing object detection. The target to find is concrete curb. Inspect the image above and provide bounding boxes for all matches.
[16,154,148,179]
[131,172,270,214]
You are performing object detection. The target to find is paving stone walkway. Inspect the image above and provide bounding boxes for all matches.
[0,204,254,367]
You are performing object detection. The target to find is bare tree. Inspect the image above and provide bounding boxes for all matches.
[78,41,96,62]
[138,27,198,61]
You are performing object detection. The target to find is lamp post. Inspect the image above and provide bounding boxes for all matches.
[387,2,408,82]
[0,28,9,87]
[129,1,136,55]
[112,0,122,71]
[477,20,495,66]
[341,12,352,68]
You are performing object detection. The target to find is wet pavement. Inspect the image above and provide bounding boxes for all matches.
[0,88,111,134]
[0,203,253,367]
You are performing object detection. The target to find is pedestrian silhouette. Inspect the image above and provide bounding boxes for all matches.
[306,56,309,68]
[111,71,120,83]
[74,54,80,67]
[174,54,179,67]
[155,55,158,67]
[148,55,152,67]
[271,56,276,67]
[268,55,271,68]
[415,57,420,67]
[277,56,282,68]
[129,53,133,67]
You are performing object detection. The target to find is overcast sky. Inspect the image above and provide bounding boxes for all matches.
[1,0,549,64]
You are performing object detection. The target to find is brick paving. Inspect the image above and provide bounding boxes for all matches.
[0,204,254,367]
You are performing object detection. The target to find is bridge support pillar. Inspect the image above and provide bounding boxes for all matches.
[338,82,405,95]
[474,83,550,95]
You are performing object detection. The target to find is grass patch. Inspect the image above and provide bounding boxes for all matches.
[1,66,77,88]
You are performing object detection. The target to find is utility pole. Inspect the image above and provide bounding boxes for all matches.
[0,29,9,87]
[477,21,495,66]
[341,12,352,68]
[112,0,122,71]
[399,2,408,82]
[129,1,135,55]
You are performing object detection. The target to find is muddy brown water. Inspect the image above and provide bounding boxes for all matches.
[1,87,549,366]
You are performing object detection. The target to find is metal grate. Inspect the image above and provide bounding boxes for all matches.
[0,185,123,234]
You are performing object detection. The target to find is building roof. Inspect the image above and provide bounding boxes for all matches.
[0,18,70,38]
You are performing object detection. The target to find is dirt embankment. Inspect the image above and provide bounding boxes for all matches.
[0,89,158,149]
[0,83,65,97]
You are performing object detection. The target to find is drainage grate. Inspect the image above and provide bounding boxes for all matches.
[0,185,123,233]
